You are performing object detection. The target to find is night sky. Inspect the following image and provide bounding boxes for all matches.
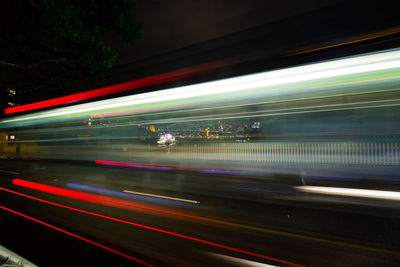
[108,0,343,66]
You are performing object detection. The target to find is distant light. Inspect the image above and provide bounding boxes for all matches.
[295,186,400,201]
[9,135,15,140]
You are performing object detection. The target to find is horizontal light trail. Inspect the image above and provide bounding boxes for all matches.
[12,179,197,219]
[292,25,400,55]
[123,190,199,204]
[72,73,400,121]
[0,204,153,267]
[5,58,238,114]
[199,169,260,176]
[139,99,400,125]
[207,252,277,267]
[122,85,400,125]
[0,169,20,175]
[96,160,269,177]
[2,48,400,128]
[67,182,195,205]
[8,85,400,136]
[0,186,303,267]
[95,160,263,177]
[175,97,400,121]
[295,186,400,200]
[8,61,400,123]
[2,185,399,257]
[96,160,173,171]
[7,136,141,143]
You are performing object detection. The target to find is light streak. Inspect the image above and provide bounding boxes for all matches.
[67,182,194,204]
[96,160,173,171]
[207,252,277,267]
[295,186,400,200]
[1,48,400,128]
[0,169,20,175]
[0,186,303,267]
[13,60,400,120]
[136,99,400,125]
[4,58,238,114]
[0,204,154,267]
[291,26,400,55]
[199,169,259,176]
[1,185,398,257]
[123,190,199,204]
[9,85,400,136]
[11,179,193,218]
[95,160,263,176]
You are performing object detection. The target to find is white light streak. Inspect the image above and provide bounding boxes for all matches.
[0,169,20,175]
[123,190,199,204]
[207,252,277,267]
[295,186,400,201]
[1,48,400,126]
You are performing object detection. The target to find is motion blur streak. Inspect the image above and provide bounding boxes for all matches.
[67,182,197,204]
[291,25,400,55]
[96,160,174,171]
[0,186,303,267]
[12,179,196,218]
[0,205,154,267]
[208,252,277,267]
[2,48,400,128]
[13,182,396,256]
[123,190,200,204]
[95,160,258,176]
[295,186,400,200]
[4,58,238,114]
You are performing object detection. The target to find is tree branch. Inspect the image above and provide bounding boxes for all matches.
[28,58,67,71]
[0,60,27,70]
[28,58,48,68]
[47,59,67,71]
[0,59,47,79]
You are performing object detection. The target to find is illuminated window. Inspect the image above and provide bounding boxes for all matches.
[8,89,16,96]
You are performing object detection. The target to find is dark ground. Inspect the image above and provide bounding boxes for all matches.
[1,158,400,266]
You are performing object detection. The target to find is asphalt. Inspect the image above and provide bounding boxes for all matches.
[1,158,400,266]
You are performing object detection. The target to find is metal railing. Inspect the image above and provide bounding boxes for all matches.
[0,244,38,267]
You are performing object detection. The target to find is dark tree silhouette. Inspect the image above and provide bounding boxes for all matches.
[0,0,143,109]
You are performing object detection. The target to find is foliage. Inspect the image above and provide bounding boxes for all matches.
[0,0,143,103]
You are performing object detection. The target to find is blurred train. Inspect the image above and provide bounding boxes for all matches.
[1,48,400,183]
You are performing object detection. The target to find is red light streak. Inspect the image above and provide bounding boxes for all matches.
[0,204,154,267]
[96,160,212,172]
[12,179,191,219]
[95,160,258,177]
[5,58,238,114]
[0,184,303,267]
